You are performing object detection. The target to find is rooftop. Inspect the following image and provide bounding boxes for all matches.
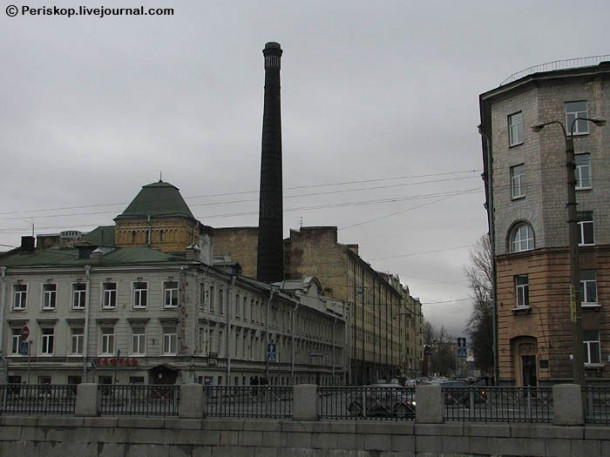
[500,55,610,86]
[115,180,195,220]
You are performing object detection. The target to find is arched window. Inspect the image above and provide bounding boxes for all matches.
[510,223,534,252]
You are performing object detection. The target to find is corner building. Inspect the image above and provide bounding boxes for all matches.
[0,182,347,387]
[480,60,610,385]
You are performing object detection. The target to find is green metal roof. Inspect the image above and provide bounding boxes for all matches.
[81,225,115,247]
[0,246,185,268]
[115,181,195,220]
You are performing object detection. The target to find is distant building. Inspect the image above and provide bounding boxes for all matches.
[0,182,346,386]
[480,58,610,385]
[214,226,423,384]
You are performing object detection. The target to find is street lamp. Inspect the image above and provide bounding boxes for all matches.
[531,116,606,387]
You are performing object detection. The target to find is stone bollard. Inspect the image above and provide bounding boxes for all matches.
[75,383,99,417]
[293,384,318,421]
[553,383,584,425]
[416,384,444,424]
[180,383,204,418]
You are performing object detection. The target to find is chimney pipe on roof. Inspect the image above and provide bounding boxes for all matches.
[257,42,284,283]
[20,236,35,252]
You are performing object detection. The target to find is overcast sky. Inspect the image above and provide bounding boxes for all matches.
[2,0,609,336]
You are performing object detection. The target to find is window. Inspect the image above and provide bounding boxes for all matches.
[70,329,84,355]
[578,212,594,246]
[199,283,206,309]
[583,330,601,364]
[511,223,534,252]
[575,153,592,189]
[164,281,178,308]
[243,296,247,320]
[566,101,589,135]
[235,294,240,317]
[508,111,524,146]
[102,282,117,309]
[218,288,224,314]
[13,284,27,310]
[579,270,598,305]
[100,328,115,355]
[10,328,23,355]
[160,230,166,242]
[41,328,54,355]
[72,283,86,309]
[162,329,177,355]
[133,282,148,308]
[42,284,57,310]
[132,328,146,355]
[515,275,529,308]
[510,164,525,198]
[209,286,215,312]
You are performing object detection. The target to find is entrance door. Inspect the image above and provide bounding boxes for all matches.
[522,355,537,386]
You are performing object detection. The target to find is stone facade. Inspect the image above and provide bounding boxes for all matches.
[0,182,347,387]
[481,62,610,385]
[213,226,423,384]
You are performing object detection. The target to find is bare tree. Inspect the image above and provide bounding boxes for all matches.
[423,320,456,376]
[465,235,494,374]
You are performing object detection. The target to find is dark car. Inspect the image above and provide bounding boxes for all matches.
[348,384,416,418]
[441,381,487,406]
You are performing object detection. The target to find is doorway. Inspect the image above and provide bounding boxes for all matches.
[521,355,537,386]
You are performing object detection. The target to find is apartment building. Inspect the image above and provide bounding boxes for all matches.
[480,59,610,385]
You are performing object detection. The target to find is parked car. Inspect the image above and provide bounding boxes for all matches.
[441,381,487,406]
[348,384,416,418]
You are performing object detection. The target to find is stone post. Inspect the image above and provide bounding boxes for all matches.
[553,383,584,425]
[75,383,99,417]
[179,383,204,418]
[416,384,444,424]
[293,384,318,421]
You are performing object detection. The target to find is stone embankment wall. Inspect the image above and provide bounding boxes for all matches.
[0,384,607,456]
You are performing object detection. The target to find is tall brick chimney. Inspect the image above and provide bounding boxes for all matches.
[257,42,284,283]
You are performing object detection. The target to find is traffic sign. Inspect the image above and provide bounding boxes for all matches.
[21,325,30,340]
[267,343,277,362]
[457,337,466,348]
[457,347,467,358]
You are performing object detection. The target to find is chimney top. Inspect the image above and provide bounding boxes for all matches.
[264,42,282,50]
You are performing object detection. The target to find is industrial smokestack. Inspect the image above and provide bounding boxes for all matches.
[257,42,284,283]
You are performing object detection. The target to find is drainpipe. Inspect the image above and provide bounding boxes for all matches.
[291,300,299,384]
[331,316,336,383]
[0,266,7,356]
[265,286,277,381]
[83,265,91,380]
[146,215,151,247]
[226,275,236,385]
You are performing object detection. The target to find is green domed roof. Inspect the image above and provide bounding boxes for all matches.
[115,181,195,220]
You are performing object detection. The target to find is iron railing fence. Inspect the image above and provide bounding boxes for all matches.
[204,385,292,418]
[443,386,553,423]
[585,386,610,425]
[0,383,76,415]
[318,386,416,421]
[500,55,610,86]
[98,384,180,416]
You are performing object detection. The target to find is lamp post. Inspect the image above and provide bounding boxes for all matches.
[531,116,606,387]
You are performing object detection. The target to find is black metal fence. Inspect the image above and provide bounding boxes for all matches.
[0,383,608,424]
[442,386,553,423]
[585,387,610,425]
[204,385,292,418]
[319,386,416,421]
[98,384,180,416]
[0,383,76,415]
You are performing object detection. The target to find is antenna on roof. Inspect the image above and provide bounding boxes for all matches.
[159,170,163,182]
